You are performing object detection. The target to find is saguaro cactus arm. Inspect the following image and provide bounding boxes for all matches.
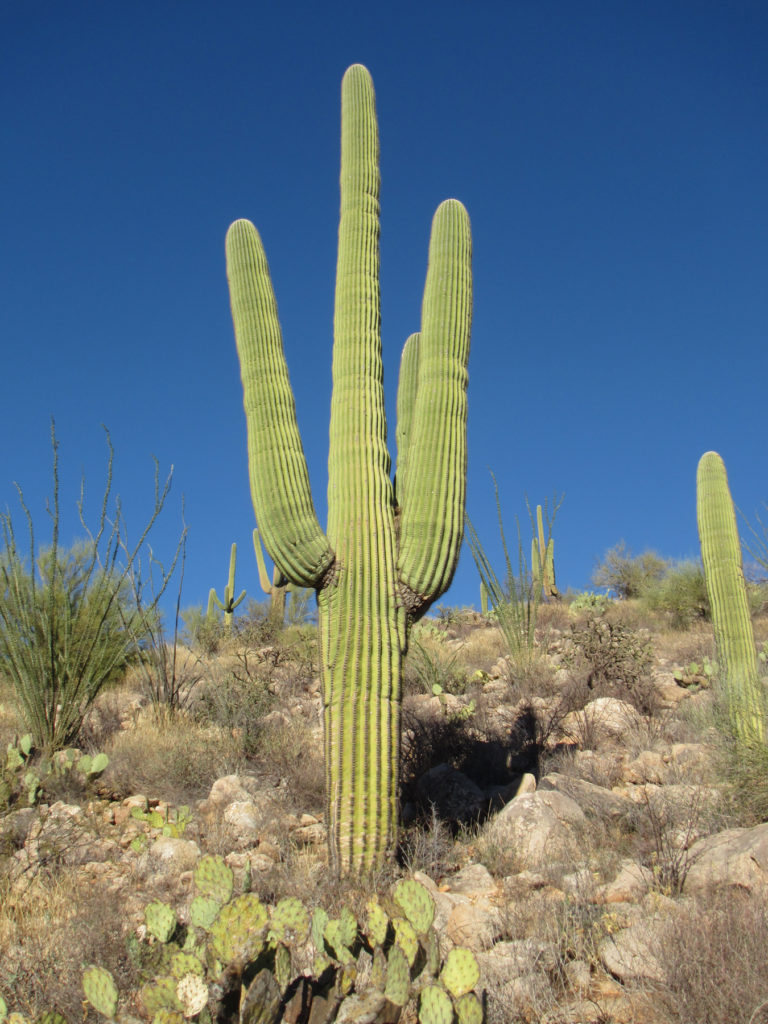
[697,451,763,746]
[396,200,472,610]
[226,221,335,588]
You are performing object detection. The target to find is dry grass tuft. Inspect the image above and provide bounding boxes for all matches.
[0,867,138,1019]
[104,704,244,803]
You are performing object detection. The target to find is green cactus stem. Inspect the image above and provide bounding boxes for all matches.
[226,65,472,872]
[697,452,764,747]
[531,504,559,600]
[208,542,246,630]
[253,528,290,626]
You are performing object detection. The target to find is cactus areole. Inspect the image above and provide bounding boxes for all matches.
[225,65,472,872]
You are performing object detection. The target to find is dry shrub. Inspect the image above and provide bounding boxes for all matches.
[650,889,768,1024]
[255,716,325,816]
[0,868,138,1018]
[104,705,243,803]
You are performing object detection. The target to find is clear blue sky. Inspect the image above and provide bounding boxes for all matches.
[2,0,767,616]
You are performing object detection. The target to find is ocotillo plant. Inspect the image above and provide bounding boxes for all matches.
[253,528,290,627]
[226,65,472,872]
[697,451,764,746]
[208,543,246,630]
[531,503,559,600]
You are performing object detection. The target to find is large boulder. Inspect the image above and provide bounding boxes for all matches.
[684,822,768,895]
[484,789,586,870]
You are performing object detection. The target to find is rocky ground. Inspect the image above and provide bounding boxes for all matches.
[2,602,768,1023]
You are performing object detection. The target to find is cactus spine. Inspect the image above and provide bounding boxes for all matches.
[696,451,764,746]
[226,65,472,872]
[208,543,246,629]
[531,504,558,599]
[253,528,290,626]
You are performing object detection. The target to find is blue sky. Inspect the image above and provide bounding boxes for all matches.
[2,0,767,617]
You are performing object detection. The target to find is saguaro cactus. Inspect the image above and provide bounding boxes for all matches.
[226,65,472,872]
[531,503,559,600]
[253,528,290,627]
[208,543,246,630]
[697,451,763,746]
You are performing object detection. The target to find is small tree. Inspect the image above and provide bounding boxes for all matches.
[591,540,668,599]
[0,423,175,750]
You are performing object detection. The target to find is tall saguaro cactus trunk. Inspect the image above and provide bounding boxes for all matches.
[697,451,764,747]
[225,65,472,873]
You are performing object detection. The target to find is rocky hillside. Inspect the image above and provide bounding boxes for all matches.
[2,599,768,1024]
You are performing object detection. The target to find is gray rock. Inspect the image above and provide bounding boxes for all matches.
[684,822,768,895]
[538,772,635,823]
[486,790,586,869]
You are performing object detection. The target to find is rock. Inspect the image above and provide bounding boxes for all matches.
[485,790,586,870]
[139,836,200,877]
[416,763,485,822]
[684,822,768,895]
[198,775,257,818]
[623,750,667,785]
[538,772,635,823]
[446,862,498,897]
[444,900,498,951]
[562,698,643,745]
[599,912,667,983]
[596,859,654,903]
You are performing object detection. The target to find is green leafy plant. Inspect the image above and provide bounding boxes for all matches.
[225,65,472,872]
[569,590,613,614]
[0,733,109,811]
[0,423,173,751]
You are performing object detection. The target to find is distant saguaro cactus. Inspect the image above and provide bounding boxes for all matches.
[697,451,763,746]
[208,543,246,631]
[531,503,559,600]
[253,528,290,627]
[226,65,472,872]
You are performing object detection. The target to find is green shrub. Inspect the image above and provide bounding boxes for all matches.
[641,560,710,629]
[591,541,668,599]
[0,427,174,751]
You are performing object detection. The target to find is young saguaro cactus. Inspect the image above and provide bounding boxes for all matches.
[208,542,246,630]
[697,451,764,747]
[531,503,559,600]
[253,528,290,627]
[226,65,472,872]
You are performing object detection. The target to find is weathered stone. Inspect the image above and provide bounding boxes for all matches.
[486,790,586,870]
[684,822,768,895]
[538,772,635,823]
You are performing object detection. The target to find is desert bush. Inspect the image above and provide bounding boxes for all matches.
[564,614,657,715]
[104,706,243,803]
[403,629,468,697]
[465,479,562,670]
[592,540,668,599]
[0,868,140,1020]
[568,590,614,615]
[640,559,710,629]
[0,425,176,750]
[650,889,768,1024]
[192,659,274,757]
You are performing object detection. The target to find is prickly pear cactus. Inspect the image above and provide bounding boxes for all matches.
[77,875,483,1023]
